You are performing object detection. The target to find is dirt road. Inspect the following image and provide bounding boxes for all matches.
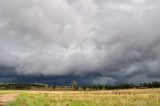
[0,93,19,106]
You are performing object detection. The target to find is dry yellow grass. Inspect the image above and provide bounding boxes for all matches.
[7,88,160,106]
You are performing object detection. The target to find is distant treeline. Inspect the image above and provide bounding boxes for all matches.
[84,81,160,90]
[0,81,160,90]
[0,83,49,90]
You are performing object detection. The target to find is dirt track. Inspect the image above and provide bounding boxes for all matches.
[0,93,19,106]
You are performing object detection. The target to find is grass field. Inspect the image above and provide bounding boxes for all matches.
[6,89,160,106]
[0,90,15,95]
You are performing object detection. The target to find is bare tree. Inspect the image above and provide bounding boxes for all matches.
[71,80,78,91]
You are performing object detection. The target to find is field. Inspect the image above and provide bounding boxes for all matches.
[1,89,159,106]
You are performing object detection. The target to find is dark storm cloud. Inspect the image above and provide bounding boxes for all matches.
[0,0,160,84]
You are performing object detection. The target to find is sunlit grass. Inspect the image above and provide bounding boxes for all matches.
[7,89,160,106]
[0,90,15,95]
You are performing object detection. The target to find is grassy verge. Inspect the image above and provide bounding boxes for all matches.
[7,89,160,106]
[0,90,15,95]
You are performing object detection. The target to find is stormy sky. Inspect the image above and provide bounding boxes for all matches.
[0,0,160,84]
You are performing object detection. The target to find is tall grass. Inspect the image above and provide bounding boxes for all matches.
[7,89,160,106]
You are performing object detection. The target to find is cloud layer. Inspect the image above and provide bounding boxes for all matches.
[0,0,160,84]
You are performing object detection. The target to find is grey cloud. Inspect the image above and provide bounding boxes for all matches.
[0,0,160,84]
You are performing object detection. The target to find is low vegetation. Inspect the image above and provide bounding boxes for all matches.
[0,90,15,95]
[1,81,160,106]
[7,89,160,106]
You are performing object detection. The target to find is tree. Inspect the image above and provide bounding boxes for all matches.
[71,81,78,91]
[98,84,103,90]
[52,86,56,90]
[82,86,86,91]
